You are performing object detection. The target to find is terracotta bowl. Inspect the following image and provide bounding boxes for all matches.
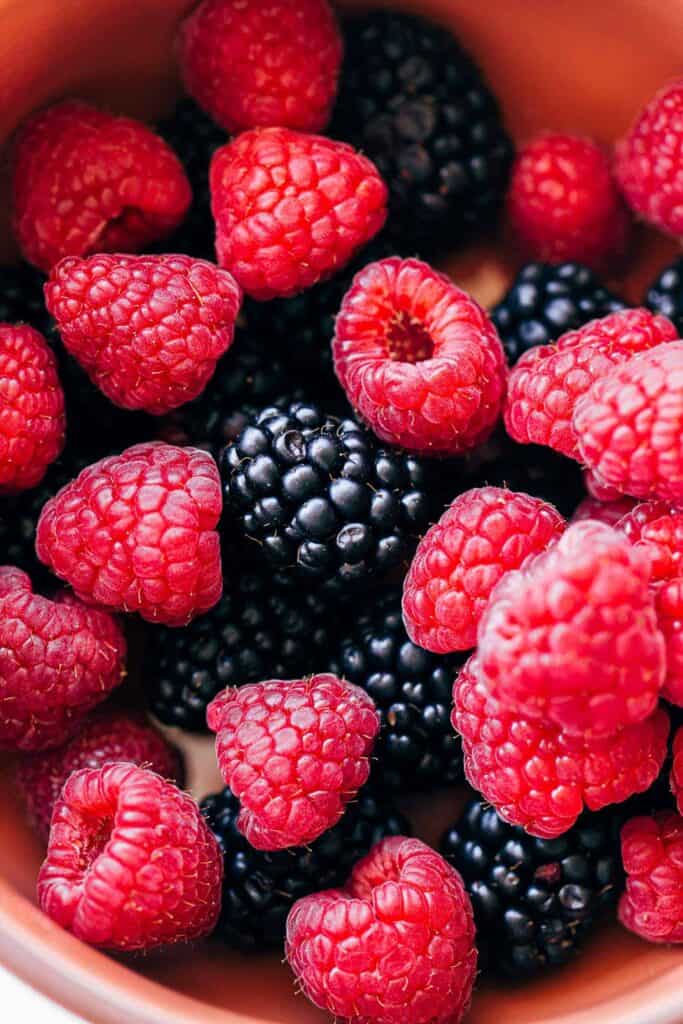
[1,1,683,1022]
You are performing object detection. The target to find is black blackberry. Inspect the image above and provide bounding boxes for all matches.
[491,262,625,364]
[440,798,624,977]
[0,263,52,334]
[331,10,513,254]
[645,256,683,336]
[330,586,464,790]
[145,569,339,731]
[220,400,437,587]
[201,784,410,950]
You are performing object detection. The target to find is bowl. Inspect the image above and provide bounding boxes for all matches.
[0,1,682,1022]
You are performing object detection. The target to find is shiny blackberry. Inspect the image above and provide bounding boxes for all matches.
[645,256,683,336]
[201,784,410,950]
[331,10,513,254]
[441,798,623,977]
[220,401,436,587]
[331,586,464,790]
[492,262,625,364]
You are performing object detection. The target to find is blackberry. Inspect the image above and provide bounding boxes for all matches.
[220,400,437,587]
[201,784,409,950]
[145,569,338,731]
[492,262,625,364]
[645,256,683,336]
[0,263,52,334]
[331,586,464,790]
[331,10,513,254]
[440,798,623,977]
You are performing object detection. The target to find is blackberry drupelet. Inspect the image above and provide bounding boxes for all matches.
[645,256,683,336]
[331,10,513,254]
[331,586,464,790]
[145,569,338,731]
[492,262,625,364]
[201,784,410,950]
[220,400,437,587]
[440,798,623,977]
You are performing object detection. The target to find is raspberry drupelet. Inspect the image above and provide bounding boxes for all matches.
[618,811,683,943]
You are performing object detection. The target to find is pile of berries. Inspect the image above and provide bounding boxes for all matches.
[2,1,683,1022]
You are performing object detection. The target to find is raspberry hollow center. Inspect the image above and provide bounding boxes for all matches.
[78,815,114,875]
[386,312,434,363]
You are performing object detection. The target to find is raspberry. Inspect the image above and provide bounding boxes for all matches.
[571,495,638,526]
[616,500,683,582]
[618,811,683,943]
[452,656,669,838]
[207,674,379,850]
[616,81,683,239]
[507,135,630,272]
[285,836,477,1024]
[653,579,683,707]
[505,308,678,460]
[37,763,223,950]
[0,324,65,493]
[179,0,341,135]
[574,341,683,502]
[402,487,565,654]
[16,709,183,840]
[583,468,624,502]
[35,442,222,626]
[0,567,126,752]
[671,730,683,815]
[477,521,665,736]
[12,100,191,273]
[209,127,387,300]
[45,253,241,415]
[333,257,507,455]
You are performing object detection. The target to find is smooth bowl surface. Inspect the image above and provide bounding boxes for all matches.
[0,1,682,1023]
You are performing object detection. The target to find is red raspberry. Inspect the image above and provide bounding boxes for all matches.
[617,500,683,582]
[35,442,222,626]
[453,656,669,839]
[0,324,65,493]
[402,487,565,653]
[45,254,241,415]
[16,710,183,840]
[477,521,665,736]
[12,101,191,273]
[616,81,683,239]
[653,579,683,707]
[584,468,625,502]
[0,567,126,753]
[618,812,683,943]
[574,341,683,502]
[505,308,678,459]
[179,0,341,135]
[285,836,476,1024]
[671,729,683,815]
[333,258,507,455]
[571,495,638,526]
[210,127,387,300]
[507,134,630,272]
[207,674,379,850]
[37,763,222,950]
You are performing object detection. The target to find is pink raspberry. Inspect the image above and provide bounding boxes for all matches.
[0,567,126,753]
[571,495,638,526]
[0,324,65,493]
[286,836,476,1024]
[179,0,341,134]
[653,579,683,707]
[207,674,379,850]
[617,500,683,582]
[452,656,669,839]
[584,468,625,502]
[616,81,683,239]
[37,763,223,950]
[333,258,507,455]
[402,487,565,653]
[45,254,241,415]
[508,134,630,272]
[210,127,387,299]
[35,442,222,626]
[574,341,683,502]
[505,308,678,459]
[477,521,665,736]
[16,709,183,840]
[671,729,683,815]
[618,812,683,943]
[12,100,191,273]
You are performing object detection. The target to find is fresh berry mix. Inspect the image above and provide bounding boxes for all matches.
[332,10,513,254]
[646,256,683,336]
[330,586,465,790]
[618,811,683,943]
[220,400,435,587]
[441,798,623,976]
[491,261,625,364]
[201,784,409,951]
